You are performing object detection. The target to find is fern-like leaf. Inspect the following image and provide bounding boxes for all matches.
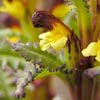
[0,41,26,69]
[13,43,63,69]
[0,68,16,100]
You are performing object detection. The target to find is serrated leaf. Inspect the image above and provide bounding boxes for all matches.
[35,69,59,79]
[0,41,26,69]
[13,43,63,69]
[0,69,16,100]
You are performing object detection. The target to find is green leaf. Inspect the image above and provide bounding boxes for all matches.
[13,43,63,69]
[0,41,26,69]
[0,69,16,100]
[70,0,91,28]
[69,0,92,47]
[0,28,20,38]
[35,69,60,79]
[63,11,79,36]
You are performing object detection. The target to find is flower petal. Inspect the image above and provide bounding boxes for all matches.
[39,40,51,51]
[39,32,51,39]
[51,36,67,50]
[95,51,100,62]
[82,42,98,57]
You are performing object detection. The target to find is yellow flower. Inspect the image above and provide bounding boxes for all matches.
[52,4,74,19]
[39,23,71,51]
[82,40,100,62]
[0,1,25,19]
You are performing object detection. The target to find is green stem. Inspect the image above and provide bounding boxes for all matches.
[79,12,89,48]
[19,17,39,42]
[20,19,32,42]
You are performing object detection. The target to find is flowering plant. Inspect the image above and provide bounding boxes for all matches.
[0,0,100,100]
